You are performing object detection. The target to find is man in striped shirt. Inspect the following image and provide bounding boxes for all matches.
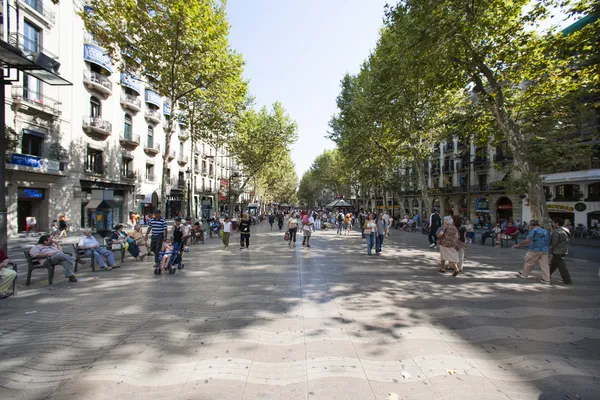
[145,209,168,266]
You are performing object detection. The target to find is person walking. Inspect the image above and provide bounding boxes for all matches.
[145,209,168,267]
[549,218,572,284]
[465,219,475,244]
[359,211,366,238]
[57,215,69,239]
[277,212,284,231]
[437,216,461,276]
[455,217,467,271]
[221,216,232,249]
[302,213,314,247]
[513,219,552,284]
[375,213,386,255]
[288,212,299,246]
[428,209,441,248]
[239,214,251,249]
[30,235,78,282]
[337,212,344,234]
[268,214,275,230]
[364,214,377,255]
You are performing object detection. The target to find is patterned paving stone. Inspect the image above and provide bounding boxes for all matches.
[1,224,599,399]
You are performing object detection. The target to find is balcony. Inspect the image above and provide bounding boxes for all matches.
[5,152,66,175]
[177,154,189,166]
[194,164,201,173]
[83,70,112,97]
[121,170,136,181]
[144,108,161,125]
[167,150,176,161]
[82,116,112,137]
[472,184,504,192]
[146,173,155,183]
[8,32,58,61]
[494,153,514,164]
[177,178,186,189]
[120,93,141,112]
[143,142,160,156]
[119,131,140,149]
[178,130,189,141]
[431,166,441,176]
[145,89,161,107]
[18,0,56,25]
[474,157,489,168]
[443,165,454,175]
[84,164,106,176]
[11,86,61,117]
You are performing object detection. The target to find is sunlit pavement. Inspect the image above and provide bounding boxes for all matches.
[1,223,599,400]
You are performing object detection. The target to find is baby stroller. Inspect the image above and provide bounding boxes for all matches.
[154,242,185,275]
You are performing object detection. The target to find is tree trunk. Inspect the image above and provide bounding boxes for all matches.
[414,157,431,217]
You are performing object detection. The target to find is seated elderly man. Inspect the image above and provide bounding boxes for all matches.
[78,229,116,270]
[30,235,78,282]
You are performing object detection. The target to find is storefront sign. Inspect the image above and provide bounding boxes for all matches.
[498,204,513,210]
[575,203,587,212]
[10,153,60,171]
[475,197,489,212]
[18,188,45,199]
[547,203,574,212]
[83,44,112,73]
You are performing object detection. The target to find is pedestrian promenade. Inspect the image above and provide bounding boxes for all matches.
[1,224,599,399]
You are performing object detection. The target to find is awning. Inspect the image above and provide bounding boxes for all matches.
[84,199,102,209]
[23,128,46,138]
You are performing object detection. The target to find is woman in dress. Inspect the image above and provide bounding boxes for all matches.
[288,212,299,246]
[437,216,461,276]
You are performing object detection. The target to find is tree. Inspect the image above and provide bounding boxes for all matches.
[81,0,244,214]
[387,0,599,222]
[257,152,298,206]
[229,102,298,199]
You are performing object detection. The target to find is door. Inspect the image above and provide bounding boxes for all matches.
[17,199,33,232]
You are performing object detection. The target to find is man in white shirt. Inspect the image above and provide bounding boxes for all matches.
[29,235,78,282]
[302,214,315,248]
[182,219,192,250]
[382,212,390,237]
[78,229,116,270]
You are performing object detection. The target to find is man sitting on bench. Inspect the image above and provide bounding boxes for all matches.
[78,229,116,271]
[30,235,78,282]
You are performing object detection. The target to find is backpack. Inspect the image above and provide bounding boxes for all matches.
[337,214,343,222]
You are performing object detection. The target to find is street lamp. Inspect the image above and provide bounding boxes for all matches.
[185,167,192,219]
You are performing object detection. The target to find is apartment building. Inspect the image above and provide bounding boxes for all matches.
[2,0,236,236]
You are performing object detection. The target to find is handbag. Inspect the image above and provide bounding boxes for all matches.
[219,229,224,239]
[284,231,290,241]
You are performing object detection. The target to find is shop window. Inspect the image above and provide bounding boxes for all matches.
[124,114,132,139]
[587,182,600,201]
[86,148,104,174]
[21,134,43,157]
[555,184,582,201]
[90,96,101,118]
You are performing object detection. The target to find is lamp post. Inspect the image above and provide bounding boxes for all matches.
[185,167,192,219]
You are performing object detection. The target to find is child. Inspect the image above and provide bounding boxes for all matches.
[159,238,174,270]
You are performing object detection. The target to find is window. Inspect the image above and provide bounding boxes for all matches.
[21,133,43,157]
[23,20,41,54]
[194,157,198,168]
[122,158,133,178]
[478,174,487,188]
[543,186,552,201]
[146,164,154,180]
[124,114,132,139]
[202,160,206,171]
[90,96,101,118]
[588,183,600,200]
[202,178,205,189]
[147,126,154,147]
[86,148,103,174]
[555,184,582,200]
[179,142,184,155]
[23,73,41,102]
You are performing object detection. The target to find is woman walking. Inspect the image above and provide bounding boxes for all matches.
[437,216,461,276]
[363,214,377,255]
[58,215,68,239]
[221,216,232,249]
[239,214,251,249]
[465,219,475,244]
[288,212,299,246]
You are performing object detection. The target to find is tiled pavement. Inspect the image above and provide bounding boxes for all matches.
[1,223,599,400]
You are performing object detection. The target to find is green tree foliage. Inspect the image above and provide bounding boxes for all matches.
[257,152,298,206]
[81,0,244,214]
[385,0,599,221]
[229,102,298,196]
[297,149,354,207]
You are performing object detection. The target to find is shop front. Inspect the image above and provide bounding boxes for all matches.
[166,191,184,219]
[80,180,132,230]
[496,197,513,221]
[17,187,46,233]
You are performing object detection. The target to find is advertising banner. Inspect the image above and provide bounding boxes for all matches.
[219,179,228,201]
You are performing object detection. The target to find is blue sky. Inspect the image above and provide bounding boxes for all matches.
[226,0,389,179]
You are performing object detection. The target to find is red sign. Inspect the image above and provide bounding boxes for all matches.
[219,179,228,201]
[497,204,512,210]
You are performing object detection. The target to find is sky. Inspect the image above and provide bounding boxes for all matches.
[226,0,390,179]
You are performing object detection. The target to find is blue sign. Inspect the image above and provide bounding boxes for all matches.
[83,44,112,73]
[475,197,489,212]
[10,153,60,171]
[163,101,171,115]
[121,73,141,94]
[19,188,44,199]
[145,89,161,107]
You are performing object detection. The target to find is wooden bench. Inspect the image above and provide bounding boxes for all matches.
[105,238,125,264]
[24,251,55,285]
[73,243,97,272]
[501,234,519,248]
